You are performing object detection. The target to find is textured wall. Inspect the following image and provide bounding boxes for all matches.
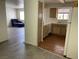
[0,0,8,42]
[66,7,78,59]
[24,0,38,46]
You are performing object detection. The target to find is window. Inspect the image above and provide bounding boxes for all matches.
[58,14,63,19]
[57,8,70,20]
[20,11,24,20]
[64,14,69,19]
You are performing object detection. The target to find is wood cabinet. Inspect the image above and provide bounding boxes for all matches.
[51,24,67,36]
[50,8,57,18]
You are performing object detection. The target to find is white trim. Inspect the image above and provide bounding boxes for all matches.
[64,7,73,56]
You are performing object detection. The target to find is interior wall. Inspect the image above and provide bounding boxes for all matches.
[24,0,38,46]
[6,7,17,26]
[0,0,8,42]
[6,0,24,8]
[66,7,78,59]
[44,7,58,25]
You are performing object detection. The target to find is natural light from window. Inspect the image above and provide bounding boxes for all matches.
[57,8,70,20]
[20,11,24,20]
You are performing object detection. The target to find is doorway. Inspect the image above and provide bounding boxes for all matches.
[39,24,67,55]
[38,2,72,56]
[6,0,25,43]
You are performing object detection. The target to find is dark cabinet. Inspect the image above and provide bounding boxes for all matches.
[50,8,57,18]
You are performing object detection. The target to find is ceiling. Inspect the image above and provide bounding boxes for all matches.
[6,0,77,8]
[39,0,76,3]
[6,0,24,8]
[44,0,64,3]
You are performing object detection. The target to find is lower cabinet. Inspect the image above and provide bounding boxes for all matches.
[43,25,49,38]
[51,24,67,36]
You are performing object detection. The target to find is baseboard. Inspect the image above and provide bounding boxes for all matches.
[48,32,53,35]
[0,40,8,44]
[63,55,72,59]
[43,32,53,39]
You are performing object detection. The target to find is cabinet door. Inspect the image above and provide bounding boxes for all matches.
[50,8,57,18]
[60,25,67,36]
[51,24,66,36]
[51,24,60,34]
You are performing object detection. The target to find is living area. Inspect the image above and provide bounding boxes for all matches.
[6,0,25,42]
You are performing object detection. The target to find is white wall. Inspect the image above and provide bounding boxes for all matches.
[6,0,24,8]
[44,8,58,25]
[0,0,8,42]
[66,7,78,59]
[6,7,16,26]
[24,0,38,46]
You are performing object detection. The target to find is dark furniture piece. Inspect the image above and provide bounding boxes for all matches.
[11,19,24,27]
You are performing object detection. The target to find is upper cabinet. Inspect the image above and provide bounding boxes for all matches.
[50,8,57,18]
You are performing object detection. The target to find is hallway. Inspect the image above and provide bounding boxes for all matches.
[0,28,67,59]
[8,28,25,43]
